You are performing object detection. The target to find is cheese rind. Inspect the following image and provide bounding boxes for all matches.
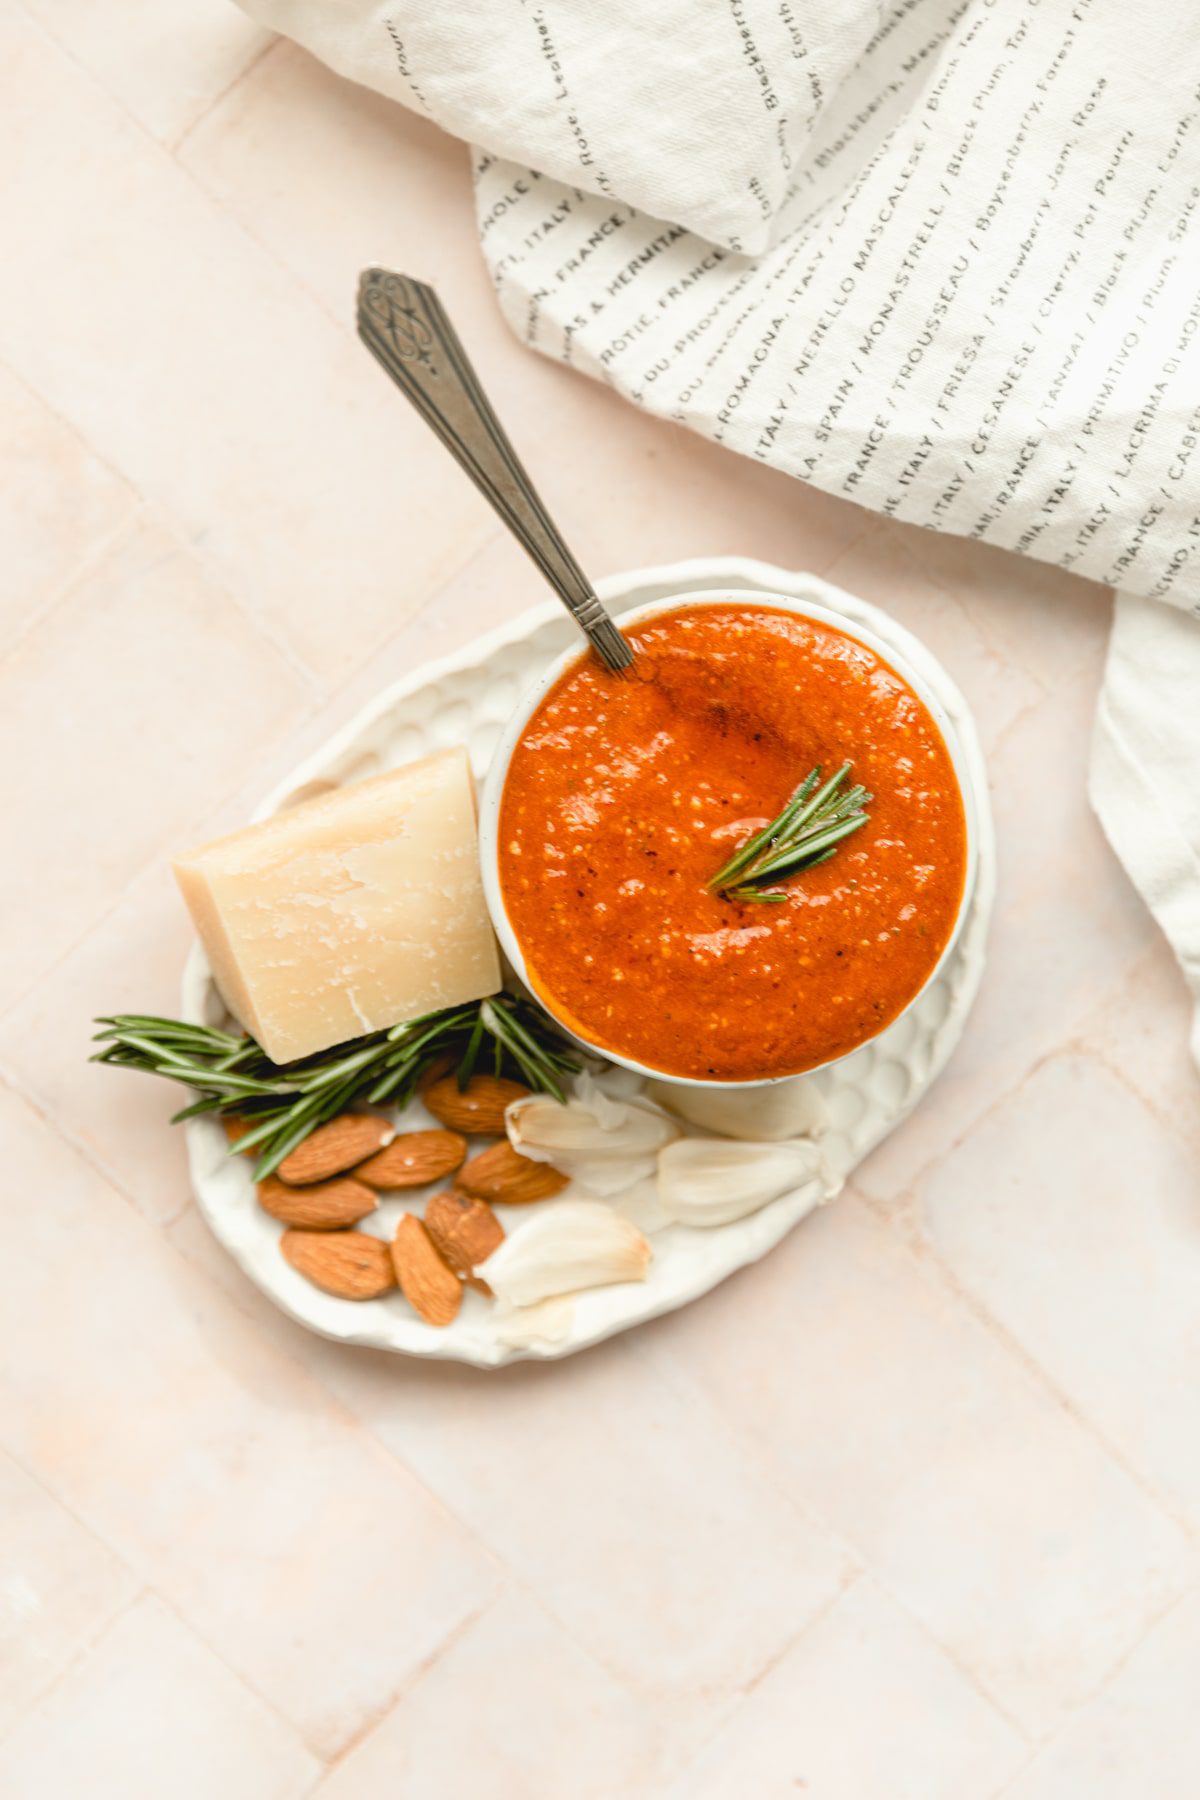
[173,748,501,1064]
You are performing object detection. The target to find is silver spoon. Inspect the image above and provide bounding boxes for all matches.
[357,267,633,675]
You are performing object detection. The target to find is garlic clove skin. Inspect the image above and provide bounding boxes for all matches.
[576,1060,646,1102]
[610,1174,671,1235]
[646,1075,827,1142]
[506,1072,677,1196]
[476,1200,652,1307]
[656,1137,829,1228]
[492,1295,575,1349]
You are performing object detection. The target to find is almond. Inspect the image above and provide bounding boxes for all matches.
[456,1140,569,1205]
[422,1074,530,1137]
[222,1114,254,1146]
[281,1228,395,1299]
[416,1051,457,1093]
[354,1129,467,1190]
[258,1175,377,1230]
[425,1189,505,1293]
[391,1214,463,1326]
[278,1115,394,1184]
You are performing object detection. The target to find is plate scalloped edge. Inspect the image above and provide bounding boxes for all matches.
[182,556,995,1368]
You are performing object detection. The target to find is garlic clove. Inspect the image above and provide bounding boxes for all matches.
[579,1061,647,1102]
[656,1137,829,1227]
[646,1075,827,1142]
[492,1295,575,1349]
[476,1200,652,1307]
[506,1073,677,1196]
[609,1174,672,1235]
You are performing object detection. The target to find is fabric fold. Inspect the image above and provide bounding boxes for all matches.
[241,0,1200,1052]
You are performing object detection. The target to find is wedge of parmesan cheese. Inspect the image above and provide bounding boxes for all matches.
[173,747,500,1064]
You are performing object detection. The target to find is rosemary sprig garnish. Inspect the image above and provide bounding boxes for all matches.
[92,995,579,1180]
[709,762,872,902]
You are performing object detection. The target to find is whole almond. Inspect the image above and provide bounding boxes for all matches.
[456,1140,568,1205]
[422,1075,530,1137]
[355,1129,466,1190]
[281,1228,395,1299]
[222,1114,254,1146]
[278,1115,394,1185]
[416,1052,457,1093]
[391,1214,463,1326]
[258,1175,377,1231]
[425,1189,504,1292]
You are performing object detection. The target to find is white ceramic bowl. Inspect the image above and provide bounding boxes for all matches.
[478,587,980,1089]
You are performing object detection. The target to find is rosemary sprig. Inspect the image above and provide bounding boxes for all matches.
[709,761,872,902]
[92,995,579,1180]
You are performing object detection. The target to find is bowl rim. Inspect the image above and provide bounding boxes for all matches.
[478,586,981,1089]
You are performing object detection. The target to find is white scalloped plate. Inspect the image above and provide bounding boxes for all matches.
[183,557,994,1366]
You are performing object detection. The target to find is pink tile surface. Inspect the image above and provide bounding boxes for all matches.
[824,522,1042,756]
[0,1090,499,1755]
[315,1591,656,1797]
[178,38,872,590]
[0,362,137,653]
[0,519,310,1016]
[647,1194,1194,1736]
[666,1578,1023,1800]
[0,862,198,1225]
[0,1451,137,1740]
[0,11,497,687]
[0,1595,318,1799]
[920,1053,1200,1523]
[3,4,1195,1792]
[1003,1589,1200,1799]
[167,1193,852,1759]
[18,0,272,145]
[856,664,1154,1209]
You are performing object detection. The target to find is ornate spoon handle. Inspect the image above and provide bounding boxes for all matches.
[357,268,632,674]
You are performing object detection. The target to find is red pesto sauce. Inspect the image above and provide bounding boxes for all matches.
[498,603,968,1081]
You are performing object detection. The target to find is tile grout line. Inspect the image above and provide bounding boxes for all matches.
[985,1573,1200,1800]
[652,1171,1198,1743]
[158,1201,690,1766]
[895,529,1054,697]
[5,1274,622,1781]
[853,990,1140,1238]
[11,0,275,170]
[0,367,326,699]
[147,1587,334,1770]
[4,7,500,707]
[0,514,513,1040]
[0,503,144,678]
[855,1032,1200,1544]
[865,1154,1200,1545]
[0,1058,194,1232]
[0,1082,516,1611]
[0,1585,150,1754]
[651,1569,872,1797]
[894,520,1114,697]
[124,500,329,703]
[0,349,139,511]
[299,1589,507,1790]
[0,1443,145,1752]
[1084,1026,1200,1171]
[642,1320,1034,1744]
[630,1330,872,1592]
[656,1259,1160,1748]
[175,91,467,344]
[168,34,283,156]
[0,1092,556,1765]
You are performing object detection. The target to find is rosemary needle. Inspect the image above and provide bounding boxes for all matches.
[92,994,578,1181]
[709,761,872,902]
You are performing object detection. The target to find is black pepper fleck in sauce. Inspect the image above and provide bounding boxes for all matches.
[498,603,968,1080]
